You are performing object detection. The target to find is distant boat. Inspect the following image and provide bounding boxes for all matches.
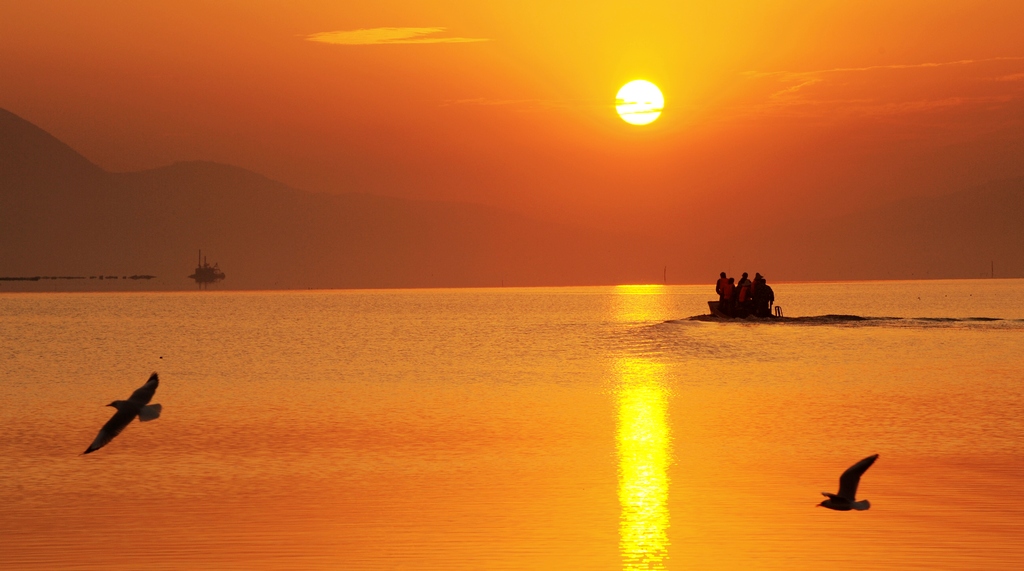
[188,250,225,287]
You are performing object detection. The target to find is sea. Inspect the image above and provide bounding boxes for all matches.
[1,279,1022,570]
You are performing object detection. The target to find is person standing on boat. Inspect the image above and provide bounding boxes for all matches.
[716,272,729,303]
[736,272,752,315]
[753,274,770,317]
[721,277,736,316]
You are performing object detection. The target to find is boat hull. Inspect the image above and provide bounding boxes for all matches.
[708,300,779,320]
[708,301,732,318]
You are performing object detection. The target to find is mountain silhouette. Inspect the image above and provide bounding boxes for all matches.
[0,108,103,181]
[1,107,1021,289]
[0,108,669,289]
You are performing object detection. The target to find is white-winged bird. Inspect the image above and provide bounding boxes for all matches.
[83,373,161,454]
[819,454,878,511]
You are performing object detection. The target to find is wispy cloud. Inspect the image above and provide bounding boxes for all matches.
[306,27,488,45]
[440,97,608,113]
[994,72,1024,82]
[735,55,1024,120]
[442,98,562,109]
[769,78,821,100]
[746,56,1024,81]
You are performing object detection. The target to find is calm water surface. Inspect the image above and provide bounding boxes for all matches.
[1,280,1023,570]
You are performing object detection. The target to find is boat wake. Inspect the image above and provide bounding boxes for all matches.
[673,315,1024,328]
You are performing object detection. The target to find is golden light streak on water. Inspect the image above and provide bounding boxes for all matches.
[612,284,669,324]
[4,282,1024,570]
[616,357,671,570]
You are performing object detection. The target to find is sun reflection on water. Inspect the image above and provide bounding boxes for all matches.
[612,284,669,324]
[616,357,671,570]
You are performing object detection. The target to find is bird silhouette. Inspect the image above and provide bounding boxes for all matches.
[819,454,878,511]
[83,373,161,454]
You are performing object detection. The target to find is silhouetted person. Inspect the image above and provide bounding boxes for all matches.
[736,272,752,316]
[721,277,735,316]
[753,274,774,317]
[715,272,728,304]
[84,373,162,454]
[819,454,879,511]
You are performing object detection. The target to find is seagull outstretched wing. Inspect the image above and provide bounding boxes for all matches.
[83,373,160,454]
[84,408,136,454]
[837,454,878,501]
[126,373,159,407]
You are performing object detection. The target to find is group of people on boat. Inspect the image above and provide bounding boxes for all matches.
[715,271,775,318]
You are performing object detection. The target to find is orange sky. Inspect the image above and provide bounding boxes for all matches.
[2,0,1023,239]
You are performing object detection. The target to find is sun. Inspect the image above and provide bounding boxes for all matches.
[616,80,664,126]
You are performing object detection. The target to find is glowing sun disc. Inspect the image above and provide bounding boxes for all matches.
[616,80,664,125]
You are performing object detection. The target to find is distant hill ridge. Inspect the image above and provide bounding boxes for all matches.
[0,108,666,289]
[1,107,1021,289]
[0,108,103,180]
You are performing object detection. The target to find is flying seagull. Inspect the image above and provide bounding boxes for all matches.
[818,454,878,511]
[83,373,162,454]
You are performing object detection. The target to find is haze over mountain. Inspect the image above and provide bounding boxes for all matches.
[0,108,669,290]
[1,108,1021,290]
